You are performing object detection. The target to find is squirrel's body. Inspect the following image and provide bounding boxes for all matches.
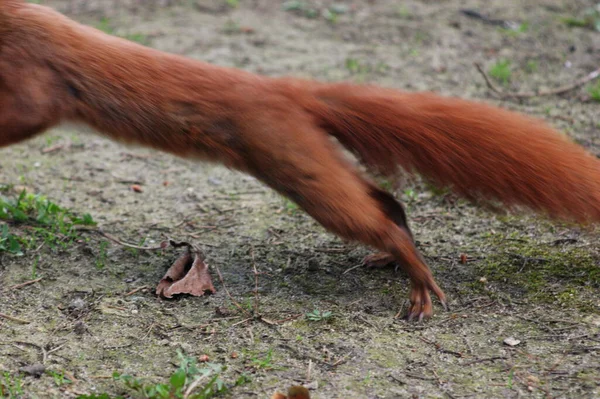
[1,0,599,319]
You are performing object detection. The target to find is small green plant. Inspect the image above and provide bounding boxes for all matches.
[0,223,23,255]
[0,372,24,398]
[322,7,343,23]
[47,370,73,387]
[396,5,411,19]
[282,1,342,20]
[251,349,277,370]
[587,80,600,102]
[223,19,241,34]
[0,190,96,253]
[123,33,149,45]
[525,60,538,73]
[345,58,370,75]
[226,0,239,8]
[77,351,246,399]
[281,198,299,214]
[96,17,114,34]
[561,7,600,31]
[305,309,333,322]
[489,60,512,85]
[95,240,109,269]
[403,188,418,202]
[31,255,39,278]
[95,18,148,44]
[498,22,529,36]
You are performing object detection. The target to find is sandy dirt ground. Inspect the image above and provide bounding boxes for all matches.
[1,0,600,398]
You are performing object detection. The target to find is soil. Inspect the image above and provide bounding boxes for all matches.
[1,0,600,398]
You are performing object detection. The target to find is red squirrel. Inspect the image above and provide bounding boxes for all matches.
[1,0,599,320]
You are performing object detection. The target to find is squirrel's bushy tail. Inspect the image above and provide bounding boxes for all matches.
[308,83,600,223]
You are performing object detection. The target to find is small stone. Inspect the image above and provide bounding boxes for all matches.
[198,354,210,362]
[68,297,87,317]
[19,364,46,377]
[503,337,521,347]
[208,177,222,186]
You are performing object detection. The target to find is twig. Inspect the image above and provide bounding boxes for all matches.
[343,263,362,275]
[77,227,167,250]
[231,317,254,327]
[404,372,436,381]
[272,313,302,324]
[258,316,278,326]
[462,356,507,366]
[331,352,353,367]
[475,62,600,99]
[215,266,252,318]
[0,312,30,324]
[13,341,47,363]
[42,143,69,154]
[124,285,148,296]
[46,343,67,361]
[10,277,43,290]
[419,336,464,358]
[251,247,260,317]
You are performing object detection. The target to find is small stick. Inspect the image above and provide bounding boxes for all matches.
[419,336,464,358]
[231,317,253,327]
[343,264,362,275]
[77,227,167,251]
[475,62,600,99]
[13,341,47,363]
[46,343,67,361]
[0,312,30,324]
[462,356,508,366]
[215,266,252,317]
[42,143,68,154]
[272,313,302,324]
[10,277,43,290]
[331,352,352,367]
[251,247,260,316]
[124,285,148,296]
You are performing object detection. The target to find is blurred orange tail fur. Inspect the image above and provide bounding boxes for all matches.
[306,84,600,223]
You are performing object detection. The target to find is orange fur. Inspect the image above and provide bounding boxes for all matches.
[1,1,598,319]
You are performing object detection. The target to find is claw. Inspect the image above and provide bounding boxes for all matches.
[441,300,450,312]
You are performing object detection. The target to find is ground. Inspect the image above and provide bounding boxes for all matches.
[1,0,600,398]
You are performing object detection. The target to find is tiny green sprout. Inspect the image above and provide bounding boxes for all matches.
[489,60,512,85]
[586,80,600,102]
[306,309,333,321]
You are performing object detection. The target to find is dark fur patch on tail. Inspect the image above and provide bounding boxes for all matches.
[369,186,413,239]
